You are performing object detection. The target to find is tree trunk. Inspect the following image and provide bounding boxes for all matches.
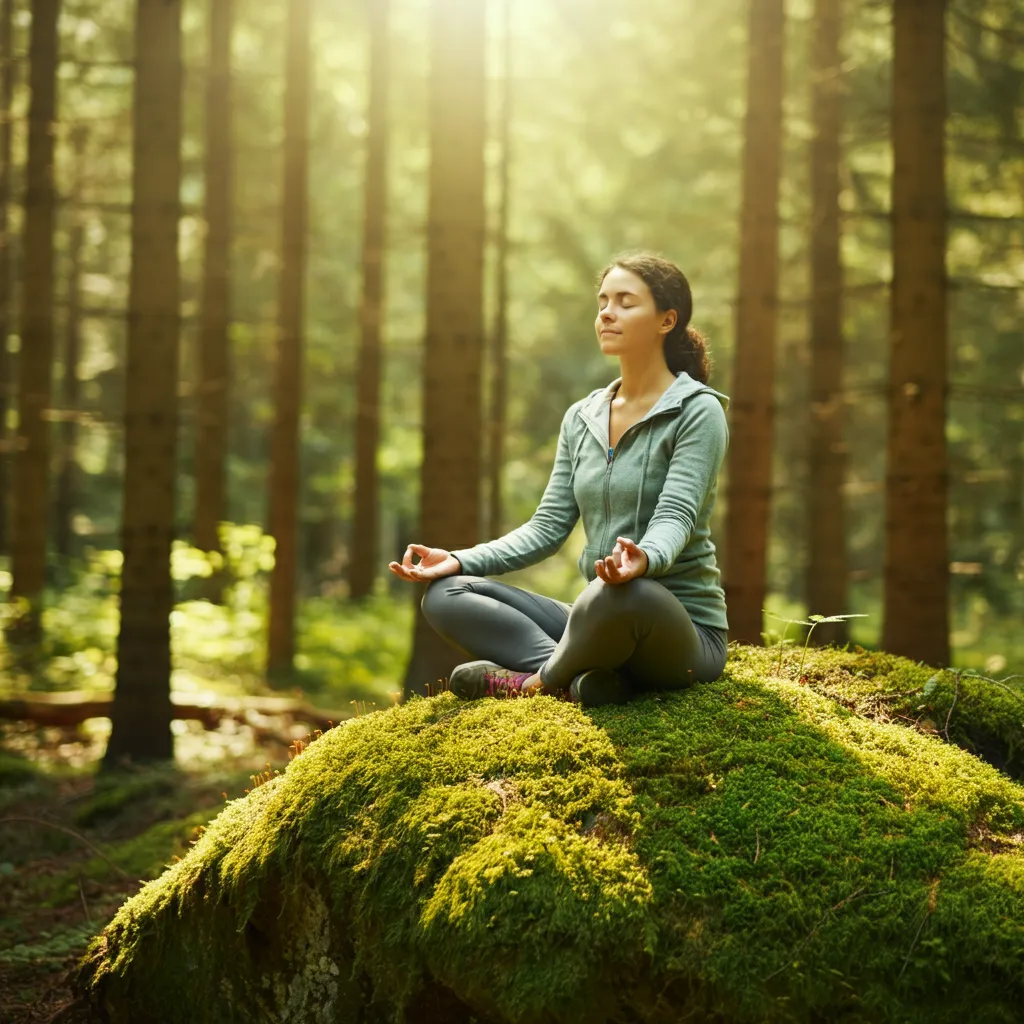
[11,0,60,619]
[0,0,14,558]
[266,0,310,678]
[722,0,785,645]
[805,0,848,648]
[486,0,512,541]
[194,0,234,560]
[349,0,389,601]
[402,0,487,698]
[105,0,183,766]
[883,0,949,666]
[56,127,87,566]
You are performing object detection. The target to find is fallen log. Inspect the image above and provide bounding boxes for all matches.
[0,690,346,732]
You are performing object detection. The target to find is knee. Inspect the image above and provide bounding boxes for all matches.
[576,577,663,621]
[421,574,468,624]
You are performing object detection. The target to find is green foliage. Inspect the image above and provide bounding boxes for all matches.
[0,525,412,708]
[78,647,1024,1023]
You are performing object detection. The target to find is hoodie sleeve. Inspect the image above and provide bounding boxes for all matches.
[638,393,729,577]
[451,405,581,576]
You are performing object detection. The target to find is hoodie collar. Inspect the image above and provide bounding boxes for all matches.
[578,372,729,445]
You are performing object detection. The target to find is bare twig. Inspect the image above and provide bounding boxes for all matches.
[943,672,961,742]
[898,909,929,981]
[78,876,92,923]
[754,830,761,864]
[0,816,129,879]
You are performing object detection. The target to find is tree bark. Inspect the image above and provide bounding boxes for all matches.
[806,0,848,647]
[266,0,310,677]
[194,0,234,558]
[883,0,949,666]
[722,0,785,645]
[105,0,183,766]
[349,0,389,601]
[11,0,60,617]
[0,0,14,558]
[486,0,512,542]
[402,0,487,697]
[56,127,87,566]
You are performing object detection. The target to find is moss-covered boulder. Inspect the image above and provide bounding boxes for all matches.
[78,649,1024,1023]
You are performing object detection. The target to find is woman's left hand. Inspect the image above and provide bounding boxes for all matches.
[595,536,648,585]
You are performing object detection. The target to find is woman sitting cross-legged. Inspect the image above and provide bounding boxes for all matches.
[388,252,730,707]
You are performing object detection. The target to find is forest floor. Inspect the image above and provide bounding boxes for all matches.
[0,718,303,1024]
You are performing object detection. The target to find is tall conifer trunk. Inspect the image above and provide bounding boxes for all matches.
[883,0,949,665]
[486,0,512,541]
[402,0,486,697]
[0,0,14,557]
[722,0,785,645]
[349,0,389,601]
[11,0,60,618]
[267,0,310,676]
[105,0,183,765]
[806,0,848,646]
[194,0,234,558]
[56,126,87,565]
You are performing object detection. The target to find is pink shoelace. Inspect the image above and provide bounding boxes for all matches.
[483,669,532,698]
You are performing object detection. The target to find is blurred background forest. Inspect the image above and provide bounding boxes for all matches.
[0,0,1020,768]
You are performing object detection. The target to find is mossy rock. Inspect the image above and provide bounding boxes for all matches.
[78,648,1024,1023]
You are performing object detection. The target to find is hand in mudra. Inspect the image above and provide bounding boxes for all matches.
[594,536,648,585]
[388,544,461,583]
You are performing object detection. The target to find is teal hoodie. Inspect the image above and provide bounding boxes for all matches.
[452,372,731,630]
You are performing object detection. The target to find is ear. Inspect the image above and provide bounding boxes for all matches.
[659,309,678,336]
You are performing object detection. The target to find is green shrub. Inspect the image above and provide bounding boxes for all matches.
[78,648,1024,1024]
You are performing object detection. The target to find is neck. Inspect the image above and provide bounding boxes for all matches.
[616,352,676,403]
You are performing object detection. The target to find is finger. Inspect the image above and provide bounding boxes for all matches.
[409,543,431,558]
[401,546,417,570]
[616,536,638,553]
[388,561,414,581]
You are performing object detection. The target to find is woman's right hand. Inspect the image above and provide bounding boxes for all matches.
[388,544,462,583]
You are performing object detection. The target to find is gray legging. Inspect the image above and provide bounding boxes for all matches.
[422,574,728,694]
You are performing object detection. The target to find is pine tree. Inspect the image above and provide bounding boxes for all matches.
[11,0,60,622]
[349,0,390,601]
[403,0,487,696]
[105,0,183,765]
[883,0,949,665]
[194,0,234,560]
[722,0,786,645]
[0,0,14,557]
[806,0,848,646]
[267,0,311,676]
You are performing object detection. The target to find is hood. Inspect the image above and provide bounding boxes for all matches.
[578,372,730,441]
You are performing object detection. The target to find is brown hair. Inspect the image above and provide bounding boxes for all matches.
[598,253,712,384]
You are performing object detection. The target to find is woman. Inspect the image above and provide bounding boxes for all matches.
[388,253,730,706]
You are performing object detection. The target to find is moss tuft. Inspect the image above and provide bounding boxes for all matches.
[729,643,1024,779]
[78,648,1024,1023]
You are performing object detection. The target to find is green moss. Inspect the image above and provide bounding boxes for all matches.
[71,769,180,828]
[35,809,216,907]
[729,644,1024,779]
[78,649,1024,1023]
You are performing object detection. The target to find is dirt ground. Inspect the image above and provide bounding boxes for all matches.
[0,719,293,1024]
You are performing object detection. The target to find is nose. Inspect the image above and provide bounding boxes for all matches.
[599,307,615,322]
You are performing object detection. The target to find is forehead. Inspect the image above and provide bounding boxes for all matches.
[598,265,649,297]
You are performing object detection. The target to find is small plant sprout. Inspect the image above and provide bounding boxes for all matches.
[763,610,869,680]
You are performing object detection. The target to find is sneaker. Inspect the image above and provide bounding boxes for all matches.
[568,668,626,707]
[449,660,533,700]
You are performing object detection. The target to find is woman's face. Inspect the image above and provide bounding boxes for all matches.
[595,266,677,358]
